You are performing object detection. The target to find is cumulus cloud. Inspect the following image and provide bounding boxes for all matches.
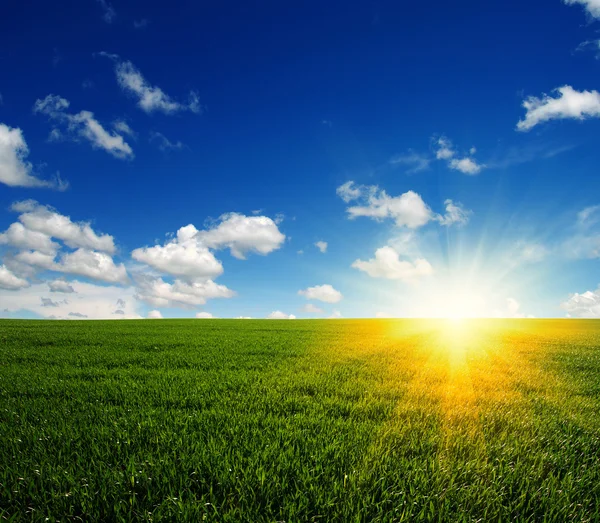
[0,123,67,189]
[2,201,126,285]
[352,246,434,283]
[267,311,296,319]
[314,241,328,253]
[33,95,133,159]
[564,0,600,18]
[106,57,200,114]
[57,249,128,284]
[328,310,343,319]
[561,288,600,318]
[195,312,214,318]
[196,213,286,259]
[337,182,471,228]
[68,312,88,318]
[0,265,29,290]
[147,310,163,319]
[12,200,116,253]
[517,86,600,131]
[449,157,484,175]
[131,215,283,309]
[134,276,234,308]
[300,303,325,314]
[48,279,75,293]
[298,284,343,303]
[0,222,59,255]
[132,225,223,281]
[338,182,433,228]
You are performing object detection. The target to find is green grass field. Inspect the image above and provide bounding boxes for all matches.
[1,319,599,522]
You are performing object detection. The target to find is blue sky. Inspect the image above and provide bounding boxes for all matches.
[2,0,600,319]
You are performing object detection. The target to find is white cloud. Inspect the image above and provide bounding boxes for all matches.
[236,316,253,319]
[562,206,600,259]
[33,95,133,159]
[147,310,163,319]
[389,151,431,174]
[131,225,224,281]
[576,39,600,59]
[13,250,56,270]
[134,276,234,308]
[300,303,325,314]
[435,137,455,160]
[338,182,433,229]
[517,86,600,131]
[0,222,59,255]
[436,199,471,226]
[13,201,116,253]
[0,265,29,290]
[195,312,214,318]
[267,311,296,319]
[314,241,328,253]
[0,280,141,319]
[561,288,600,318]
[10,248,127,285]
[375,312,392,318]
[298,284,343,303]
[338,182,472,228]
[48,279,75,293]
[96,0,116,23]
[433,135,485,175]
[564,0,600,18]
[57,249,128,284]
[577,205,600,227]
[111,59,200,114]
[352,246,434,283]
[0,123,66,189]
[449,157,484,175]
[336,181,363,203]
[328,310,343,319]
[197,213,286,259]
[150,131,184,151]
[113,120,136,137]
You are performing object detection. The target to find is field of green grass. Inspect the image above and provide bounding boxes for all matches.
[1,319,600,522]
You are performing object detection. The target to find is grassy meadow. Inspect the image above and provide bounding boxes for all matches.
[1,319,599,521]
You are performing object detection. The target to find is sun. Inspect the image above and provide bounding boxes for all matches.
[413,280,490,319]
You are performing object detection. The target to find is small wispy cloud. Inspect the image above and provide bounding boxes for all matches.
[433,136,485,175]
[133,19,149,29]
[96,0,116,23]
[33,94,134,160]
[150,131,185,151]
[100,53,201,115]
[389,150,431,174]
[314,241,328,253]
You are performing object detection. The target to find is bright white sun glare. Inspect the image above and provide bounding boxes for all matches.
[411,278,495,319]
